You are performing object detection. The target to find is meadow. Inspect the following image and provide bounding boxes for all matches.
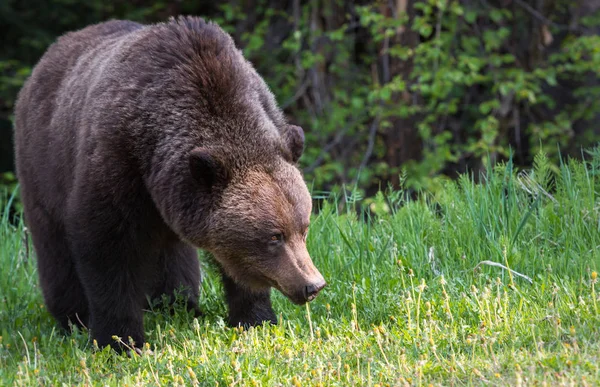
[1,151,599,386]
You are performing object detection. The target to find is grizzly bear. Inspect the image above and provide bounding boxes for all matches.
[14,16,326,351]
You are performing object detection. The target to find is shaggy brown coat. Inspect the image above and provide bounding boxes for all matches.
[14,16,325,351]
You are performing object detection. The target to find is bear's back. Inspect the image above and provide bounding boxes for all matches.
[14,17,290,222]
[14,20,144,218]
[16,20,143,134]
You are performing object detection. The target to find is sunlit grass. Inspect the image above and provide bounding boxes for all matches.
[1,152,599,385]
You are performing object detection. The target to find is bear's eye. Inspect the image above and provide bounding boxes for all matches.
[270,233,283,244]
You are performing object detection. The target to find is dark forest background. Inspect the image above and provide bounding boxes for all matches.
[2,0,600,200]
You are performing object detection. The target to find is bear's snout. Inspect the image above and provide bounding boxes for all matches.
[270,250,327,306]
[304,279,327,302]
[283,269,327,305]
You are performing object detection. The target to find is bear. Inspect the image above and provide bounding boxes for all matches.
[13,16,326,351]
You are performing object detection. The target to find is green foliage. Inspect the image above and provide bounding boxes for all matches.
[1,0,600,197]
[1,154,600,384]
[199,0,600,194]
[0,172,20,214]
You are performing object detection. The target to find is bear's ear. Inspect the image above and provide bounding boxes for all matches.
[189,148,229,191]
[285,125,305,163]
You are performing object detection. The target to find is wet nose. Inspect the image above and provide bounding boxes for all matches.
[304,279,327,302]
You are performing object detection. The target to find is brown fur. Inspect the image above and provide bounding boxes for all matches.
[14,16,325,351]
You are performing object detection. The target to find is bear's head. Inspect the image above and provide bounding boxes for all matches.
[187,139,326,304]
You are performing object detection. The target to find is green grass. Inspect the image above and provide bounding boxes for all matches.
[1,152,600,386]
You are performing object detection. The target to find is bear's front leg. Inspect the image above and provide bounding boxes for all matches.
[66,201,155,352]
[221,272,277,328]
[72,238,148,351]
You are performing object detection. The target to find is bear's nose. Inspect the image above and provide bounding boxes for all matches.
[304,279,327,302]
